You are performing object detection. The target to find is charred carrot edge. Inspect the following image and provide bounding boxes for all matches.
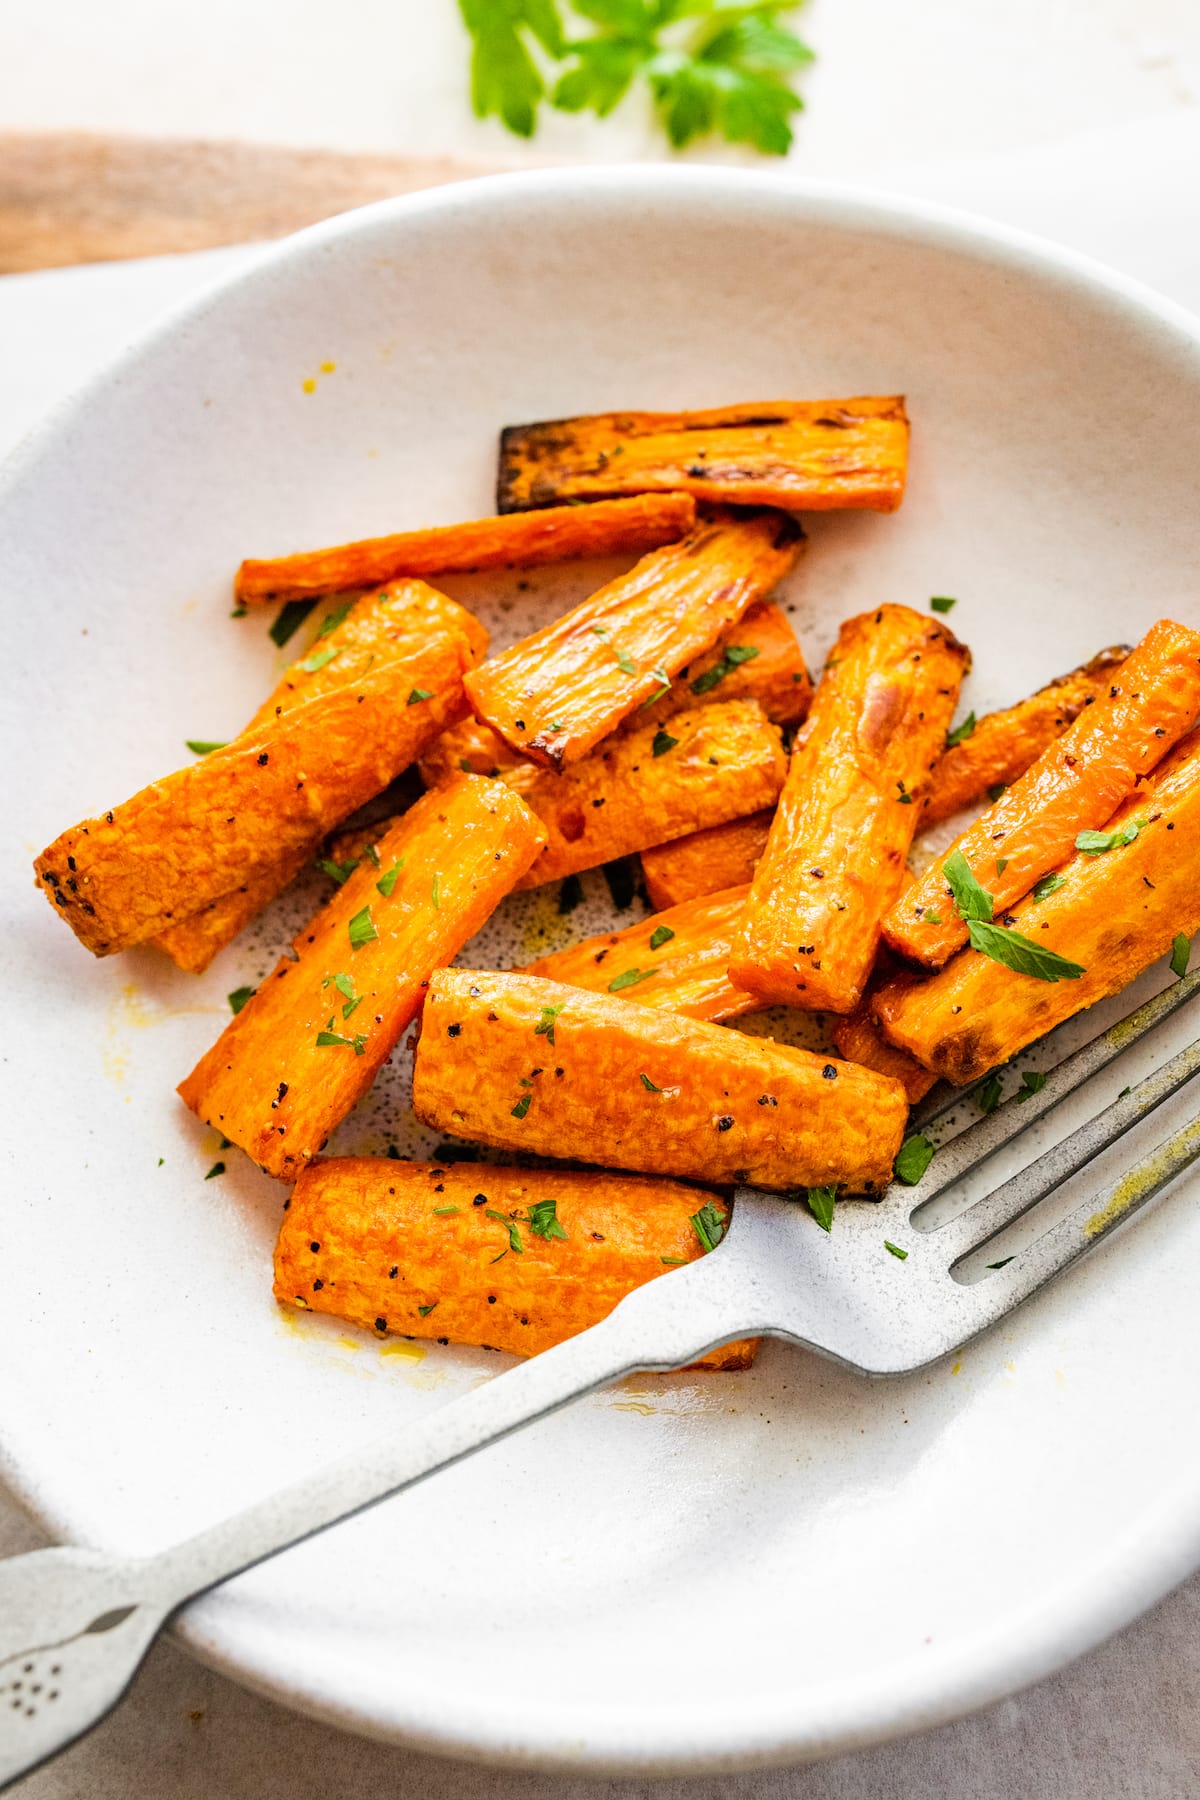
[178,777,546,1181]
[275,1158,757,1369]
[463,508,802,769]
[729,605,969,1014]
[419,598,811,790]
[883,619,1200,970]
[234,494,698,604]
[875,728,1200,1084]
[524,885,754,1024]
[640,811,773,911]
[923,646,1129,829]
[413,968,908,1194]
[497,396,910,515]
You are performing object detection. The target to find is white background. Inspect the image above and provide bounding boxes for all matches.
[2,1,1200,1794]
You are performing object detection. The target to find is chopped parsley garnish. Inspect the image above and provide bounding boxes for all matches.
[608,966,658,992]
[227,985,256,1015]
[652,729,678,758]
[348,905,378,950]
[924,910,943,924]
[418,1303,439,1316]
[986,1256,1014,1270]
[616,650,637,676]
[987,782,1007,803]
[930,595,958,614]
[897,782,913,805]
[640,1072,662,1092]
[269,598,316,647]
[376,859,404,898]
[363,844,381,868]
[534,1002,564,1046]
[1075,819,1145,855]
[407,687,433,705]
[660,1255,687,1266]
[324,972,363,1020]
[691,643,759,694]
[317,856,358,885]
[1017,1070,1047,1101]
[185,739,228,756]
[976,1072,1003,1114]
[431,874,441,910]
[689,1202,726,1253]
[945,711,976,749]
[591,623,610,638]
[966,919,1085,982]
[315,1028,367,1054]
[641,667,671,705]
[527,1198,568,1242]
[884,1240,908,1260]
[996,857,1008,875]
[943,849,993,923]
[299,645,339,673]
[511,1093,532,1120]
[487,1209,524,1253]
[648,924,675,950]
[204,1161,226,1179]
[459,757,475,773]
[314,598,355,640]
[804,1184,837,1231]
[1032,872,1067,901]
[432,1205,459,1216]
[894,1134,935,1185]
[1171,933,1191,979]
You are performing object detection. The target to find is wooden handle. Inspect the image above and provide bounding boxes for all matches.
[0,130,517,273]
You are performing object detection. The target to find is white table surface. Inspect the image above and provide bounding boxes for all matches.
[3,7,1200,1787]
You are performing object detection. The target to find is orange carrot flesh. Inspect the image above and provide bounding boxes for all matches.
[275,1159,756,1369]
[463,508,803,769]
[729,605,969,1013]
[234,493,698,603]
[831,1004,938,1104]
[883,619,1200,969]
[177,777,546,1180]
[641,811,773,910]
[923,646,1128,828]
[524,885,754,1024]
[496,397,910,514]
[154,846,314,975]
[419,599,810,791]
[412,969,908,1194]
[875,729,1200,1084]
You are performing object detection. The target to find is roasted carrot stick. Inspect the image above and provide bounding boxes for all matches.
[883,619,1200,969]
[234,494,698,604]
[154,846,315,975]
[830,1003,938,1104]
[923,646,1128,828]
[524,885,754,1024]
[875,729,1200,1084]
[463,508,802,769]
[641,811,773,911]
[496,397,910,514]
[729,605,969,1013]
[419,600,809,792]
[37,589,481,958]
[412,969,908,1193]
[177,777,546,1180]
[275,1159,757,1369]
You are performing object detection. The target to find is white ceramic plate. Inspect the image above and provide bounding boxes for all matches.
[3,169,1200,1775]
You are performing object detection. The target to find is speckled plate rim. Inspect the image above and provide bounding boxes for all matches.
[3,164,1200,1774]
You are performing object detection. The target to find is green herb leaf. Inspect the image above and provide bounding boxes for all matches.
[651,729,678,758]
[407,687,433,705]
[376,859,404,898]
[314,598,355,640]
[204,1161,226,1180]
[884,1240,908,1260]
[511,1092,532,1120]
[640,1072,662,1092]
[431,874,441,910]
[1171,932,1191,979]
[527,1198,568,1241]
[987,782,1008,803]
[986,1256,1014,1270]
[996,857,1008,876]
[459,757,476,773]
[364,844,381,868]
[227,985,256,1015]
[804,1184,837,1231]
[976,1072,1003,1114]
[299,645,339,673]
[691,644,760,695]
[1075,819,1145,855]
[1032,872,1067,900]
[269,598,316,647]
[660,1255,687,1266]
[348,906,378,951]
[966,919,1085,982]
[418,1303,439,1316]
[1017,1070,1047,1101]
[943,849,994,924]
[317,856,358,886]
[648,923,675,950]
[689,1201,726,1253]
[894,1134,935,1185]
[534,1002,564,1045]
[945,710,976,749]
[591,623,610,638]
[432,1205,460,1216]
[930,595,957,614]
[640,667,671,706]
[458,0,564,138]
[185,738,228,756]
[615,650,637,676]
[315,1028,368,1054]
[608,966,658,992]
[331,972,356,1000]
[486,1208,524,1253]
[924,910,943,924]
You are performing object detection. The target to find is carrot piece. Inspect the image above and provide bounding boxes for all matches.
[463,508,803,769]
[412,969,908,1193]
[496,396,910,514]
[177,777,546,1180]
[275,1158,757,1369]
[923,646,1129,828]
[234,493,698,603]
[419,598,810,791]
[37,590,480,958]
[524,885,754,1024]
[154,846,315,974]
[830,1003,938,1104]
[729,605,969,1014]
[641,811,773,910]
[875,729,1200,1084]
[883,619,1200,970]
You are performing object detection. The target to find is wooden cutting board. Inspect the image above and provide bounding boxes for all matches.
[0,131,515,273]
